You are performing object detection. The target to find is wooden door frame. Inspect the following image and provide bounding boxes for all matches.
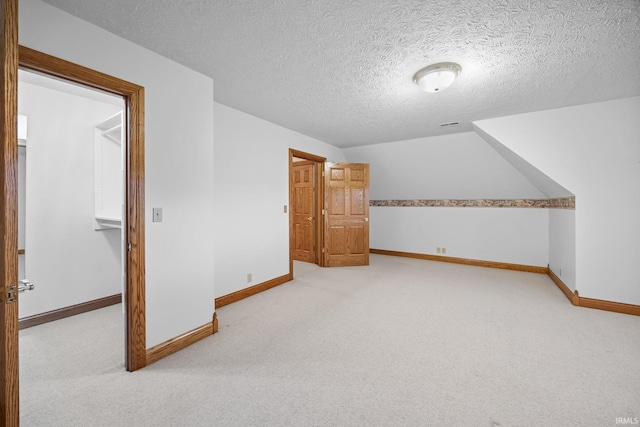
[289,149,326,274]
[16,47,147,374]
[1,34,147,423]
[17,47,147,372]
[1,0,20,423]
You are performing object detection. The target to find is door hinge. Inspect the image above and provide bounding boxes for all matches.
[6,286,16,304]
[322,209,326,215]
[127,243,132,252]
[322,171,325,177]
[322,248,325,253]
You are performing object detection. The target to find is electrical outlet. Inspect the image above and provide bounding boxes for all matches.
[247,273,252,283]
[442,247,446,254]
[437,247,441,254]
[284,205,288,213]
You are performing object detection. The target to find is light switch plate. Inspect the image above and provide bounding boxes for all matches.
[153,207,163,222]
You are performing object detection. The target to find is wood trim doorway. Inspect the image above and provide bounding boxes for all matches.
[289,149,326,276]
[2,2,145,414]
[17,47,147,372]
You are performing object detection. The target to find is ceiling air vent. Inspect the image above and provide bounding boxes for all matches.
[440,121,460,128]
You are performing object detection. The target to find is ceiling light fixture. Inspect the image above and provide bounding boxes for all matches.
[413,62,462,93]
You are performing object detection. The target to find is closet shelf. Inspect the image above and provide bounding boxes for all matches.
[94,111,124,231]
[101,124,122,144]
[95,216,122,229]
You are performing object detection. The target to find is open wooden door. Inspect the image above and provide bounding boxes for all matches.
[324,163,369,267]
[1,0,20,424]
[292,161,316,263]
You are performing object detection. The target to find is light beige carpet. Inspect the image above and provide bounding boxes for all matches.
[19,254,640,426]
[293,259,320,277]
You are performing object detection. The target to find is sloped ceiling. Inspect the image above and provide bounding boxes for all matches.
[40,0,640,148]
[473,125,572,199]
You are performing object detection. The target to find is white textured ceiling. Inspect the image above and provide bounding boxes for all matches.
[40,0,640,147]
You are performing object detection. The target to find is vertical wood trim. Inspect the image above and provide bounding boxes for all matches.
[364,165,370,265]
[323,162,329,266]
[0,0,20,424]
[125,87,146,371]
[288,151,294,278]
[18,46,147,372]
[315,159,325,266]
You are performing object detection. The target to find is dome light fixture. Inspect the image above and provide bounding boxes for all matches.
[413,62,462,93]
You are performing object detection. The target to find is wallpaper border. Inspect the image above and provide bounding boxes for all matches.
[370,197,575,209]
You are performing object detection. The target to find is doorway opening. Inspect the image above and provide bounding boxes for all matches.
[289,149,326,277]
[17,68,127,393]
[17,46,146,371]
[18,68,125,328]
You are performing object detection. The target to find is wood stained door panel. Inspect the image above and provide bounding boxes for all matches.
[348,224,366,255]
[324,163,369,267]
[329,187,345,215]
[350,188,365,215]
[292,162,315,263]
[1,0,20,423]
[328,226,347,255]
[288,149,325,272]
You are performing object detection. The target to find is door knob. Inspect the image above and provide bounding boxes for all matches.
[18,279,35,292]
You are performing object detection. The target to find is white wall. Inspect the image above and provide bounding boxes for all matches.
[549,209,576,291]
[371,207,549,266]
[214,103,344,297]
[475,97,640,305]
[343,132,546,199]
[343,132,549,267]
[18,81,122,318]
[475,127,573,198]
[20,0,216,347]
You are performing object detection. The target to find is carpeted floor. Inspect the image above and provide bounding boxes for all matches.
[19,254,640,426]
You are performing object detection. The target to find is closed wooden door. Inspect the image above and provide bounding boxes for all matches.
[324,163,369,267]
[292,162,316,263]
